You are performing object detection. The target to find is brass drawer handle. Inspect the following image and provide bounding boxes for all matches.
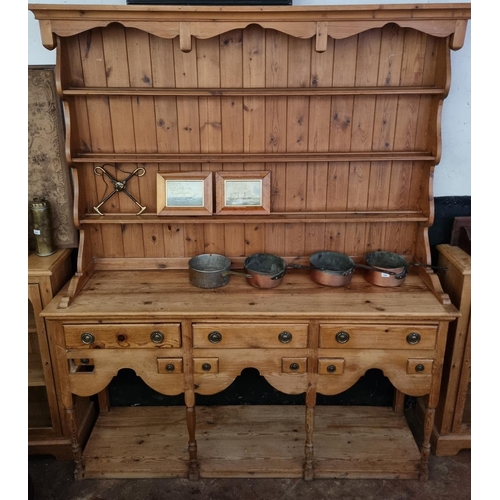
[415,363,425,373]
[335,331,350,344]
[202,363,212,372]
[150,331,165,343]
[165,363,175,372]
[289,362,300,371]
[208,331,222,344]
[80,332,95,345]
[327,364,337,373]
[407,332,421,345]
[278,331,292,344]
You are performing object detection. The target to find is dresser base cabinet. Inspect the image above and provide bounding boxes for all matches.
[43,270,457,480]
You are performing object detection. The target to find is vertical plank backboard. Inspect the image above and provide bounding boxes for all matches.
[56,21,454,261]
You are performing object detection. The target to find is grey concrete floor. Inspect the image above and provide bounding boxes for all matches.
[28,449,470,500]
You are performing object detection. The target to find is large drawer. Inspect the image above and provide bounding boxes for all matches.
[192,323,309,348]
[319,324,437,350]
[63,323,181,349]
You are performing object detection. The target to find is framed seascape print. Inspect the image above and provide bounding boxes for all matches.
[215,171,271,215]
[156,172,213,215]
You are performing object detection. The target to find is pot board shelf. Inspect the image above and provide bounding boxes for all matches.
[82,405,422,480]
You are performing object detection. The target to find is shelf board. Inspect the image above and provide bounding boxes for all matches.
[83,406,189,479]
[82,405,421,479]
[71,152,435,164]
[28,353,47,387]
[63,86,445,97]
[80,211,429,225]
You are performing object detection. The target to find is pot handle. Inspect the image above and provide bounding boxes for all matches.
[287,263,315,271]
[271,268,287,280]
[222,270,253,279]
[355,263,398,275]
[356,263,409,279]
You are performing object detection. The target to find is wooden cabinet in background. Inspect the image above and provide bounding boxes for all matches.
[28,249,95,459]
[431,244,471,455]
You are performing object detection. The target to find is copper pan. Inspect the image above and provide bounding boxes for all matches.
[243,253,288,289]
[363,251,408,287]
[289,251,356,287]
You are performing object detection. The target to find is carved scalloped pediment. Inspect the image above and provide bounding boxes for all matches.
[29,4,471,52]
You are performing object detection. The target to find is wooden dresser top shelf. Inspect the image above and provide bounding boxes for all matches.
[42,269,458,321]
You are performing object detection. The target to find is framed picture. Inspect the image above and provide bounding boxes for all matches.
[156,171,213,215]
[215,171,271,215]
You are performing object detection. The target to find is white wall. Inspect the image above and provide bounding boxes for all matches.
[27,0,471,197]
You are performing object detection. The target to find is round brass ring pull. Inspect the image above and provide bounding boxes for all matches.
[407,332,421,345]
[208,331,222,344]
[335,331,350,344]
[150,331,164,343]
[278,331,292,344]
[81,332,95,345]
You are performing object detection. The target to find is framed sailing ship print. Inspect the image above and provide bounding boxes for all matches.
[156,171,213,215]
[215,171,271,215]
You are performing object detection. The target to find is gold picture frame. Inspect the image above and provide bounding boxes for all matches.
[215,171,271,215]
[156,171,213,215]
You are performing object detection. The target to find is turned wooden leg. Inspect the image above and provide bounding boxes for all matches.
[393,389,405,415]
[303,406,315,481]
[97,387,110,415]
[186,406,199,480]
[66,406,85,480]
[419,405,436,481]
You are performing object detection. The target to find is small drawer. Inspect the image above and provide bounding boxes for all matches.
[192,323,308,348]
[319,324,437,350]
[157,357,183,374]
[406,358,434,375]
[63,323,181,349]
[318,358,345,375]
[281,357,307,374]
[194,357,219,374]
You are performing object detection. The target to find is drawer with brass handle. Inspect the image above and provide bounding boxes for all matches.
[63,323,181,349]
[318,358,345,375]
[194,357,219,374]
[406,358,433,375]
[281,357,307,374]
[319,324,437,350]
[192,323,308,348]
[157,357,183,374]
